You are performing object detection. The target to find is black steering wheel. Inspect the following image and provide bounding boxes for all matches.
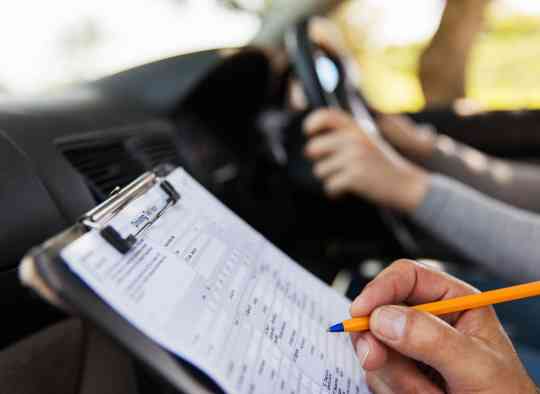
[286,18,379,133]
[285,17,420,256]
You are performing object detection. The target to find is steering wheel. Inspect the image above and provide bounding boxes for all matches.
[285,17,420,256]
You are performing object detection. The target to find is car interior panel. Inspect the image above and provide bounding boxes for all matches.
[410,109,540,159]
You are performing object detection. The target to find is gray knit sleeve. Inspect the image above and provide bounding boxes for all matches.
[412,174,540,283]
[419,138,540,213]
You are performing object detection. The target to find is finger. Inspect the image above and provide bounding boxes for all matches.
[303,107,355,136]
[323,171,352,198]
[369,305,490,384]
[313,151,356,179]
[351,259,479,324]
[366,350,443,394]
[304,133,350,160]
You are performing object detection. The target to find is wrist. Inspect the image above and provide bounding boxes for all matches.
[394,165,429,214]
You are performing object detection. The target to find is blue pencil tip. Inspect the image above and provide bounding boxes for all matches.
[327,323,344,333]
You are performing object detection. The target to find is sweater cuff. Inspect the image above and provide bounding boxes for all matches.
[411,174,454,226]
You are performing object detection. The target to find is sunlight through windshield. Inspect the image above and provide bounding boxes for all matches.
[0,0,260,94]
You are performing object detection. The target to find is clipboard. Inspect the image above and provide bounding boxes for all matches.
[19,166,222,394]
[20,165,367,394]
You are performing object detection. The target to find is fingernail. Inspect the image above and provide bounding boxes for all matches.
[355,338,370,367]
[372,306,407,341]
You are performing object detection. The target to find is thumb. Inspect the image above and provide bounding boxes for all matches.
[369,305,487,384]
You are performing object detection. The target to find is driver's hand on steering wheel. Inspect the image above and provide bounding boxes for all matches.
[303,108,429,213]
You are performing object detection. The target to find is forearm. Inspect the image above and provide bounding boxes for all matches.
[412,174,540,282]
[419,136,540,213]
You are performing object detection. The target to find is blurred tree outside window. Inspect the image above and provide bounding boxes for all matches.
[333,0,540,113]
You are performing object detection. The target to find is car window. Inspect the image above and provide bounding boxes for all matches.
[334,0,540,112]
[0,0,261,95]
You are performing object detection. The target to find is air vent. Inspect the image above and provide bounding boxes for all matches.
[62,137,144,196]
[125,135,182,170]
[58,122,184,199]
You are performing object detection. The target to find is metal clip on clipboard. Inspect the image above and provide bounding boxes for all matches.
[80,172,181,254]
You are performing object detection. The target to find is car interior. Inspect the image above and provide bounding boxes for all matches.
[2,2,540,392]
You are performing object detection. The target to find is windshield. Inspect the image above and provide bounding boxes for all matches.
[0,0,262,94]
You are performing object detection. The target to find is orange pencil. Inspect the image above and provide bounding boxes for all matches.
[328,281,540,333]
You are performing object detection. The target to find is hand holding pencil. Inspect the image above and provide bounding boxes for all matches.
[346,259,537,394]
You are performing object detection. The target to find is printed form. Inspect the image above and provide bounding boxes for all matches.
[61,168,370,394]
